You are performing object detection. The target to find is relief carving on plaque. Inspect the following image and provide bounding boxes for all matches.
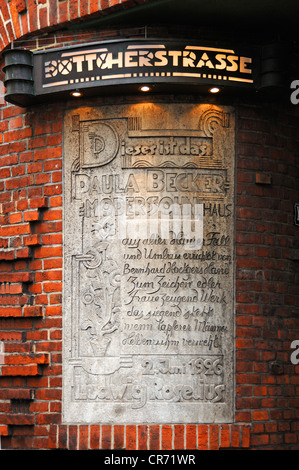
[63,103,235,424]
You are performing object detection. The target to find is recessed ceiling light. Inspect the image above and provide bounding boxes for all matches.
[71,90,82,97]
[140,85,151,92]
[209,87,220,94]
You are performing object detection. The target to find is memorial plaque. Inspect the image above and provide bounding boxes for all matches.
[62,103,235,424]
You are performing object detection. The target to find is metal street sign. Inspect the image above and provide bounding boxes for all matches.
[34,39,254,95]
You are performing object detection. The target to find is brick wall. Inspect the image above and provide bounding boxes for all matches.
[0,3,298,451]
[0,0,140,49]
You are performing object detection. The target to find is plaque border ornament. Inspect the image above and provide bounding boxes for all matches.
[62,103,236,425]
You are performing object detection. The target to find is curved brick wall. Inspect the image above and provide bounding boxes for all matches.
[0,0,139,50]
[0,1,298,451]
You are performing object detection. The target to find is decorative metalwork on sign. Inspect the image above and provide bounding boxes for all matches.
[35,40,253,94]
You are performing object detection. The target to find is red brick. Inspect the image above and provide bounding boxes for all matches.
[44,159,62,172]
[48,0,58,27]
[49,196,62,207]
[0,425,9,436]
[79,425,89,450]
[240,424,250,442]
[58,1,68,25]
[36,271,62,282]
[174,424,184,450]
[230,425,240,447]
[209,425,219,450]
[0,306,22,317]
[16,247,31,259]
[35,222,62,235]
[4,414,35,426]
[23,306,43,317]
[15,0,27,14]
[126,425,136,450]
[0,154,18,168]
[29,197,49,209]
[0,250,15,261]
[4,128,32,142]
[253,411,270,421]
[4,353,48,365]
[0,331,22,341]
[1,202,15,215]
[16,199,29,211]
[44,259,62,269]
[197,425,208,450]
[35,174,51,185]
[69,0,79,21]
[0,223,31,237]
[90,0,100,14]
[0,238,8,249]
[137,425,148,450]
[44,184,62,196]
[35,388,61,400]
[42,234,62,245]
[0,168,11,178]
[250,434,270,447]
[113,425,125,449]
[0,283,23,295]
[149,425,160,450]
[34,247,62,258]
[34,147,61,161]
[185,424,197,449]
[68,425,78,450]
[9,3,22,38]
[2,364,41,376]
[0,389,34,400]
[27,0,38,31]
[43,209,62,221]
[101,425,111,449]
[43,282,62,293]
[24,234,42,246]
[46,134,62,147]
[57,425,67,449]
[24,210,40,222]
[220,425,230,448]
[161,425,172,450]
[89,425,100,449]
[11,165,26,176]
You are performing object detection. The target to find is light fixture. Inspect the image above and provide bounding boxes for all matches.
[139,85,151,92]
[71,89,82,97]
[209,87,220,94]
